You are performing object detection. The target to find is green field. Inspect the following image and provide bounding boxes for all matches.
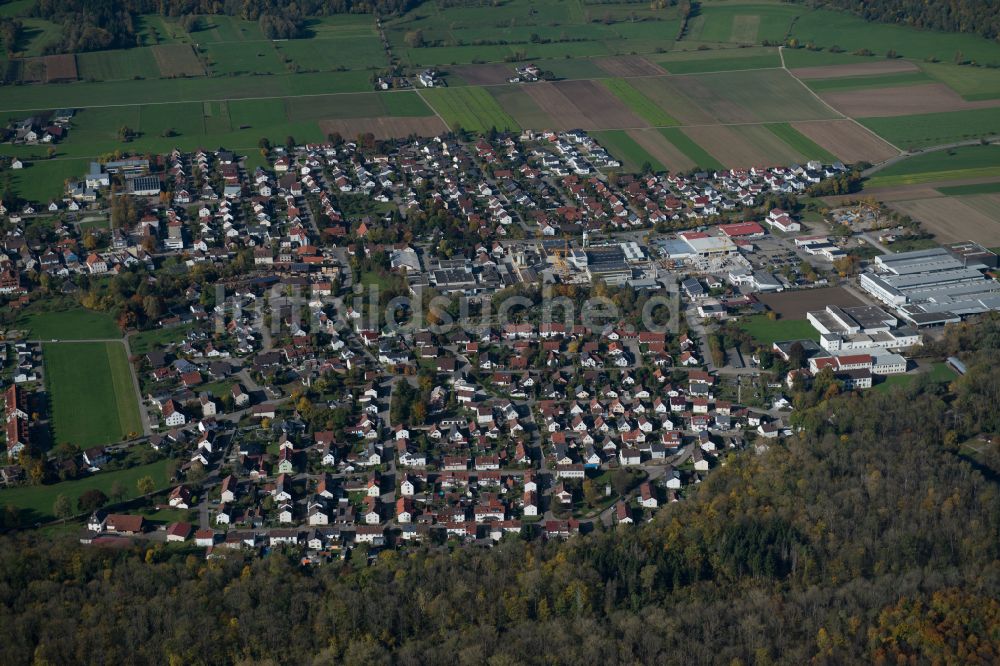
[600,78,677,126]
[781,48,880,68]
[77,48,161,82]
[15,308,120,339]
[44,342,143,448]
[806,71,931,93]
[681,4,799,45]
[591,130,664,172]
[658,127,724,171]
[788,9,1000,65]
[860,108,1000,150]
[0,70,372,111]
[204,41,286,76]
[936,182,1000,196]
[920,62,1000,101]
[657,46,781,74]
[865,145,1000,188]
[275,35,387,72]
[739,316,819,345]
[6,158,92,202]
[0,458,170,522]
[421,87,520,133]
[764,123,838,162]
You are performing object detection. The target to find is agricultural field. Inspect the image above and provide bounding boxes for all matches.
[203,42,285,76]
[821,82,1000,118]
[421,87,520,133]
[781,48,890,69]
[591,130,664,173]
[888,196,1000,246]
[593,56,666,78]
[682,124,804,168]
[920,62,1000,101]
[489,87,557,129]
[865,145,1000,188]
[76,49,161,82]
[658,127,723,171]
[192,15,267,43]
[0,458,170,523]
[859,108,1000,149]
[275,35,387,72]
[805,71,932,93]
[670,69,837,123]
[553,80,646,129]
[43,341,143,448]
[789,120,899,164]
[656,46,780,74]
[600,78,678,126]
[763,123,837,162]
[936,182,1000,196]
[787,8,1000,66]
[15,308,120,340]
[623,128,697,173]
[789,58,920,80]
[151,44,206,77]
[680,3,799,46]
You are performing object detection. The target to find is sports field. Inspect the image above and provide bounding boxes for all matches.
[16,308,120,340]
[738,316,819,346]
[43,342,143,448]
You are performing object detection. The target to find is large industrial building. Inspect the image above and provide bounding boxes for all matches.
[858,245,1000,326]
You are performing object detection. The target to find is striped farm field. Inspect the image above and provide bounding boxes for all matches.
[764,123,838,162]
[592,130,664,172]
[421,86,520,133]
[600,78,678,126]
[860,108,1000,149]
[658,128,724,171]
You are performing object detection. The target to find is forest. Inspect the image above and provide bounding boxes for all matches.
[794,0,1000,40]
[27,0,421,52]
[0,315,998,664]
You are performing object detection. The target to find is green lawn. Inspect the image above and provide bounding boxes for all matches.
[276,35,387,71]
[764,123,838,162]
[739,316,819,346]
[44,342,143,447]
[0,458,170,523]
[204,41,286,76]
[600,78,677,126]
[16,308,120,339]
[128,324,195,355]
[5,158,92,203]
[421,86,520,133]
[866,145,1000,188]
[860,108,1000,150]
[873,362,957,393]
[591,130,663,173]
[658,128,724,171]
[681,4,799,45]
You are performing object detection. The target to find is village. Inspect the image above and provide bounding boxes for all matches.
[0,127,997,562]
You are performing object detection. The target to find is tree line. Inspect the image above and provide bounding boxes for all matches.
[792,0,999,41]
